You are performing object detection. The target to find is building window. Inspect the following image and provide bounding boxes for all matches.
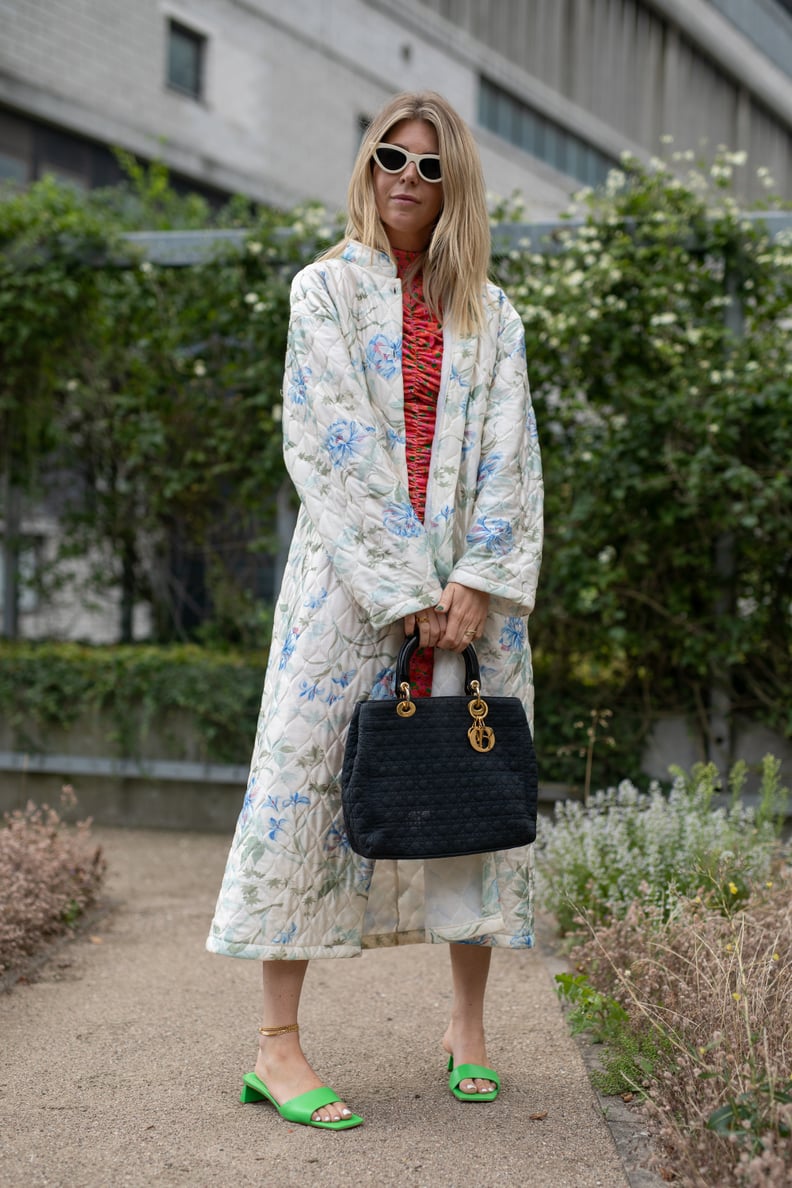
[167,20,206,100]
[478,77,616,188]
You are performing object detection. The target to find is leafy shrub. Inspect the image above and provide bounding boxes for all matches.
[535,756,787,935]
[495,150,792,744]
[0,787,106,976]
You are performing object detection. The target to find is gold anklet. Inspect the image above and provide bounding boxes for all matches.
[258,1023,299,1037]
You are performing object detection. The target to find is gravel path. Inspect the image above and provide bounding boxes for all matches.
[0,828,639,1188]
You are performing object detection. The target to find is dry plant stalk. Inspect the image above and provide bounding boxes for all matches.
[0,786,106,977]
[575,872,792,1187]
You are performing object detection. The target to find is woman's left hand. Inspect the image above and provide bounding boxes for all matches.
[435,583,490,653]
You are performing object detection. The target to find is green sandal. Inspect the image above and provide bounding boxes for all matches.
[240,1072,363,1130]
[447,1055,500,1102]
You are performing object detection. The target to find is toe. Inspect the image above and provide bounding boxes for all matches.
[313,1100,350,1123]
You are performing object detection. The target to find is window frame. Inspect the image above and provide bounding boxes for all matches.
[166,18,207,102]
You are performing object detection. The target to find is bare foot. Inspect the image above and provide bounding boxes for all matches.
[443,1023,497,1094]
[255,1033,354,1123]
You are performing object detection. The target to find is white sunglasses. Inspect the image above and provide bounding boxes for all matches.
[372,142,443,183]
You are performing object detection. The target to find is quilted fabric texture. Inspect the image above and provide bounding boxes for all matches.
[205,242,543,961]
[342,694,538,859]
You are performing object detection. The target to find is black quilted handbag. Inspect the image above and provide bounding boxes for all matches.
[341,632,538,860]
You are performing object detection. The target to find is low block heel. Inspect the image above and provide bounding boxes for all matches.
[240,1082,266,1103]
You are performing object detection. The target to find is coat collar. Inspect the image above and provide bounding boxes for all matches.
[340,239,397,277]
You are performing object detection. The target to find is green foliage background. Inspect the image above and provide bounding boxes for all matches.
[1,151,790,785]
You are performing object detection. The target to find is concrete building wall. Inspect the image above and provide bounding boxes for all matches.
[0,0,574,215]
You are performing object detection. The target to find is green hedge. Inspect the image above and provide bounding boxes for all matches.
[0,641,266,765]
[0,641,644,788]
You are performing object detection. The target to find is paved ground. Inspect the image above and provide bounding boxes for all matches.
[0,828,655,1188]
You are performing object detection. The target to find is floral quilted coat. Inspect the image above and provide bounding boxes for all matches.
[207,241,543,961]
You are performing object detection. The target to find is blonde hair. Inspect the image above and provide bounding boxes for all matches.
[322,91,491,335]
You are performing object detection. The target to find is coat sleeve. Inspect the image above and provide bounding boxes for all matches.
[447,297,544,616]
[282,264,443,628]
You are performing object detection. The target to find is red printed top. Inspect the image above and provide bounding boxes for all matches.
[394,247,443,696]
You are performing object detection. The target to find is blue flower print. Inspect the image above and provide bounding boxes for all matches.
[324,820,351,855]
[466,515,514,557]
[386,426,406,450]
[239,785,256,828]
[477,453,503,485]
[449,363,470,389]
[526,405,539,438]
[283,791,310,808]
[272,922,297,944]
[278,627,299,670]
[287,365,311,405]
[263,794,280,812]
[383,501,422,538]
[369,667,396,700]
[299,679,323,701]
[499,616,526,653]
[324,418,374,468]
[267,817,287,840]
[324,669,356,706]
[430,504,454,526]
[304,587,328,610]
[366,333,401,378]
[509,929,534,949]
[461,427,477,458]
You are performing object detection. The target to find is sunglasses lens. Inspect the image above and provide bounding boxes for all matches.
[375,146,408,173]
[418,157,441,182]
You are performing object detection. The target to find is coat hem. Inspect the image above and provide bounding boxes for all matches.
[205,930,534,960]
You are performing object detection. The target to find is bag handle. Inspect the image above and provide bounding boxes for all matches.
[395,630,481,696]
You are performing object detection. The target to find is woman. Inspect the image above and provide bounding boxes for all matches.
[207,91,543,1130]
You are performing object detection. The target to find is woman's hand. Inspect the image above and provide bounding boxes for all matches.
[436,583,490,653]
[403,605,447,648]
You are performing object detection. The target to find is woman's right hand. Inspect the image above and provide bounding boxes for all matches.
[403,606,447,648]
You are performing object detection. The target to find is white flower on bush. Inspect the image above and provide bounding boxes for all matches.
[650,312,677,326]
[534,758,782,934]
[606,169,627,195]
[193,360,206,377]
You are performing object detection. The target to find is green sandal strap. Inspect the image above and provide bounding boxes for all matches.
[279,1086,340,1122]
[449,1063,500,1093]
